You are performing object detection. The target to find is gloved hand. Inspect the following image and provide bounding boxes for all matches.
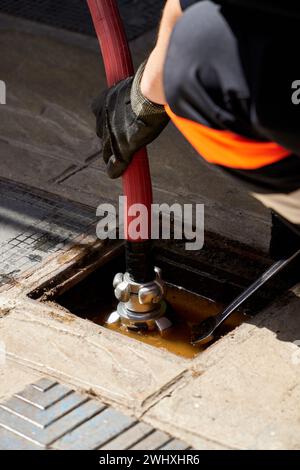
[92,61,170,179]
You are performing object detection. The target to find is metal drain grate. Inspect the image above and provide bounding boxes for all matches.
[0,0,164,41]
[0,179,97,287]
[0,378,190,450]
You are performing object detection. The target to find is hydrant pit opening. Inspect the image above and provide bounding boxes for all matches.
[48,248,246,359]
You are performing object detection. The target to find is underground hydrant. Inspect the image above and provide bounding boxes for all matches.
[110,265,172,333]
[87,0,173,333]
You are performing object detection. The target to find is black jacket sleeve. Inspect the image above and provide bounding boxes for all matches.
[181,0,300,18]
[180,0,202,11]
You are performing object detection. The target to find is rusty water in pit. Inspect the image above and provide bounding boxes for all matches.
[105,286,243,359]
[54,255,245,359]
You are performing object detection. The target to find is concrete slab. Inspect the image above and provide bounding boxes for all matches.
[0,294,188,413]
[0,141,73,198]
[144,292,300,450]
[0,363,41,402]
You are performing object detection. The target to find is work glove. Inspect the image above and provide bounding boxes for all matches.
[92,61,170,179]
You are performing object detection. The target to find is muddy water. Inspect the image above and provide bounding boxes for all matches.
[92,285,244,359]
[55,256,245,359]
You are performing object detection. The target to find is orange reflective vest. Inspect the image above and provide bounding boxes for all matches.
[165,105,290,170]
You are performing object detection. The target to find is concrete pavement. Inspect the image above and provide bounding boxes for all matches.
[0,13,300,450]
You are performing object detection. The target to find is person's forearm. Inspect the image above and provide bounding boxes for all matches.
[140,0,182,105]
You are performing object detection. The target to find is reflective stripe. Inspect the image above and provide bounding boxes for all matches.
[165,105,291,169]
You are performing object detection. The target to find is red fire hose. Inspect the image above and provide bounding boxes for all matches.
[87,0,153,244]
[87,1,171,331]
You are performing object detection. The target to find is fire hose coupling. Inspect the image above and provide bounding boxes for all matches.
[107,267,173,333]
[113,268,164,310]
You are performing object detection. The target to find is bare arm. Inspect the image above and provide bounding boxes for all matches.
[140,0,183,104]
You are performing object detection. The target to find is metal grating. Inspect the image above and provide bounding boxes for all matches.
[0,179,97,287]
[0,378,190,450]
[0,0,165,41]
